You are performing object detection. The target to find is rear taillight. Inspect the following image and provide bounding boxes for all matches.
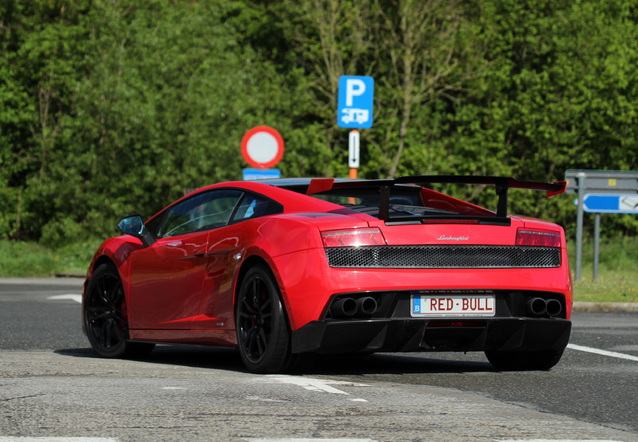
[321,228,386,247]
[516,229,561,248]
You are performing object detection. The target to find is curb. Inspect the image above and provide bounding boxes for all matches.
[0,277,84,286]
[573,302,638,313]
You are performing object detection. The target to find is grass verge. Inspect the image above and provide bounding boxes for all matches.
[568,236,638,303]
[0,239,100,278]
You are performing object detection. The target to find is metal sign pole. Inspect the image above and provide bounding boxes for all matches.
[575,173,585,281]
[349,130,360,179]
[594,213,600,281]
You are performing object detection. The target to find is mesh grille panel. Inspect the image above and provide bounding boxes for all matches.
[325,245,560,269]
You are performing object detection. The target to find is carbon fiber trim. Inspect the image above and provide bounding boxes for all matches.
[325,245,561,269]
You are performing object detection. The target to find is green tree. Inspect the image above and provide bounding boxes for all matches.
[0,0,91,240]
[450,0,638,232]
[2,0,638,244]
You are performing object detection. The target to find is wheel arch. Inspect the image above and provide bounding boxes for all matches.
[85,255,126,302]
[84,236,141,302]
[92,255,116,273]
[234,255,294,330]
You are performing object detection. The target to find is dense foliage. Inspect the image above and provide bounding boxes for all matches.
[1,0,637,245]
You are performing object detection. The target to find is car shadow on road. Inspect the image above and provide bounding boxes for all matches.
[55,346,496,375]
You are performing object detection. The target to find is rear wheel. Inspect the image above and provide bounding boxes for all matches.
[236,264,292,373]
[485,347,565,371]
[84,263,155,358]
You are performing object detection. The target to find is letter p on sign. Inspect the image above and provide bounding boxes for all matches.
[346,79,366,106]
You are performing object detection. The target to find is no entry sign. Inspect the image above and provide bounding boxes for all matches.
[241,126,284,169]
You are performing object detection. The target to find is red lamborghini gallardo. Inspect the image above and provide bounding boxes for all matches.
[82,176,572,373]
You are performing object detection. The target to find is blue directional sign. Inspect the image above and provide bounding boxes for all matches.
[575,194,638,213]
[243,168,281,181]
[338,75,374,129]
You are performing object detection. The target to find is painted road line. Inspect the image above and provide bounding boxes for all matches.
[568,343,638,362]
[47,294,82,304]
[256,375,370,402]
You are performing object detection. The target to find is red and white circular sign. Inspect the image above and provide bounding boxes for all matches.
[241,126,284,169]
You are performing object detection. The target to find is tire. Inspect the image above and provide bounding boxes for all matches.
[485,347,565,371]
[84,263,155,359]
[235,264,293,373]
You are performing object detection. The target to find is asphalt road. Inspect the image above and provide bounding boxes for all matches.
[1,278,638,441]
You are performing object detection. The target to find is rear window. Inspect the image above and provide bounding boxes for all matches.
[309,188,459,219]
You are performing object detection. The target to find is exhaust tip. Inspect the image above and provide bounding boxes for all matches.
[357,297,378,316]
[330,298,357,317]
[546,298,562,317]
[526,297,547,317]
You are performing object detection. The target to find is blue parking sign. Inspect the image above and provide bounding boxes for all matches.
[338,76,374,129]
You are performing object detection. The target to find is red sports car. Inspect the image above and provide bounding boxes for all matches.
[82,176,572,373]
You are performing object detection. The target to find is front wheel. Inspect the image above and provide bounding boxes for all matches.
[485,347,565,371]
[84,263,155,358]
[235,264,292,373]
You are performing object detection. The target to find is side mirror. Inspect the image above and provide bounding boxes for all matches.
[117,215,156,247]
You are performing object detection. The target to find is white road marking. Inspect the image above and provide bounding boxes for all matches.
[256,375,369,402]
[263,375,369,394]
[567,343,638,362]
[47,294,82,304]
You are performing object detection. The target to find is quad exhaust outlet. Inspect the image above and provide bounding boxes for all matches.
[330,296,378,318]
[526,297,562,318]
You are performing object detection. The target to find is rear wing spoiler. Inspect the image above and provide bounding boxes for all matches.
[307,175,566,219]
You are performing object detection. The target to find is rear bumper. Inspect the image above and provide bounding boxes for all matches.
[291,318,571,355]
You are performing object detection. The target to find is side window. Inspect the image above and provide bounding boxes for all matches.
[156,190,243,238]
[230,193,282,223]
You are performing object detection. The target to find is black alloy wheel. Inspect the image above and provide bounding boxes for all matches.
[84,263,154,358]
[236,264,292,373]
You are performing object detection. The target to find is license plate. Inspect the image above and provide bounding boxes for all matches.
[411,293,495,317]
